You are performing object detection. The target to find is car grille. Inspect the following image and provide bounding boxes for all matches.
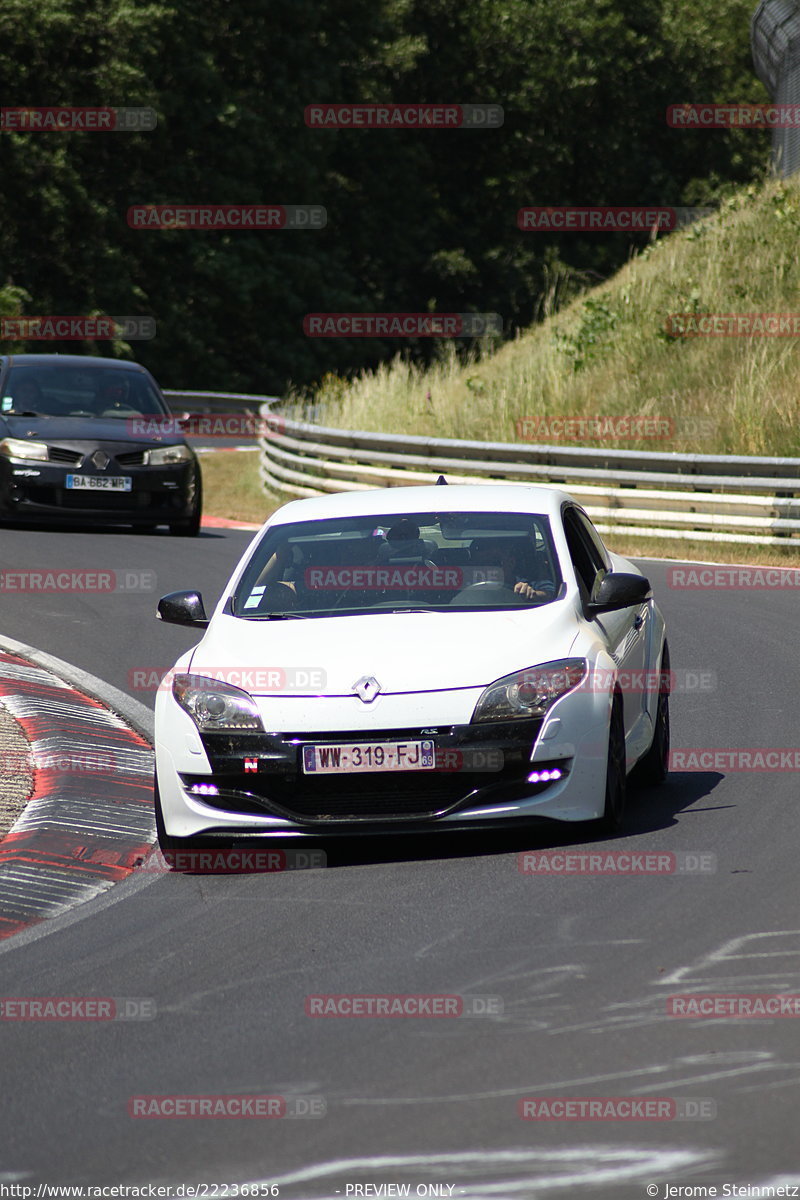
[116,449,147,466]
[187,772,474,821]
[47,447,83,466]
[196,721,545,825]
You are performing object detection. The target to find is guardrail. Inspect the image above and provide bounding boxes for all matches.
[163,390,278,414]
[257,408,800,547]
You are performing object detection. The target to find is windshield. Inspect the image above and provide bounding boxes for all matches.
[232,510,564,618]
[0,364,169,418]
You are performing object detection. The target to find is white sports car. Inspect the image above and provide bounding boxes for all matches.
[153,483,669,846]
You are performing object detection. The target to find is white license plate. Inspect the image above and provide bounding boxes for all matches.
[66,475,132,492]
[302,739,435,775]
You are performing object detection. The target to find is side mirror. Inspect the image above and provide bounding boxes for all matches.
[587,572,651,616]
[157,590,209,628]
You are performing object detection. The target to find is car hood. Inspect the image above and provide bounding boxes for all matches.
[0,415,185,446]
[189,606,578,695]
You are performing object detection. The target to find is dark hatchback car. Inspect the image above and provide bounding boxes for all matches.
[0,354,202,535]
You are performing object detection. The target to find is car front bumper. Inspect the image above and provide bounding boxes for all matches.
[0,457,199,526]
[155,698,611,839]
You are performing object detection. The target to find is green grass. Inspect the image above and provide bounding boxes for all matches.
[198,450,286,525]
[605,533,800,568]
[301,177,800,458]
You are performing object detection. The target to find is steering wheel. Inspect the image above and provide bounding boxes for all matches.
[451,581,525,604]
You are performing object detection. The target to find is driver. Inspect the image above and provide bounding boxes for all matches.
[469,539,555,601]
[9,377,44,412]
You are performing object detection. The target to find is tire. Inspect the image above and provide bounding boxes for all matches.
[632,641,670,786]
[169,505,201,537]
[597,693,627,833]
[169,474,202,536]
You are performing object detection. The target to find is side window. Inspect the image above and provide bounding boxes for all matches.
[573,509,611,572]
[563,508,605,604]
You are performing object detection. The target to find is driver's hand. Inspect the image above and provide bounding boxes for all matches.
[513,581,547,600]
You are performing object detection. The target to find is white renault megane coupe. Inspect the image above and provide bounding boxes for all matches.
[153,483,669,846]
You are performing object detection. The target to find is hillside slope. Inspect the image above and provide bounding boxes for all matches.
[312,179,800,459]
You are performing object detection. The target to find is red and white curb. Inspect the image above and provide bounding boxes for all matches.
[201,515,262,531]
[0,649,154,940]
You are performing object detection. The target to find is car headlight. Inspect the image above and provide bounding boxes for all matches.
[472,658,588,723]
[145,444,193,466]
[0,437,49,462]
[172,673,264,731]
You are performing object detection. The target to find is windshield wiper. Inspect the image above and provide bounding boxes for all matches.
[388,608,444,614]
[241,611,308,620]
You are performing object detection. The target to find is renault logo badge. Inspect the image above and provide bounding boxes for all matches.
[352,675,381,703]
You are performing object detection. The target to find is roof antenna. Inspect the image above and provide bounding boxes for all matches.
[436,475,448,485]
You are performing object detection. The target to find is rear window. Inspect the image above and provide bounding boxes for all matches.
[231,510,563,618]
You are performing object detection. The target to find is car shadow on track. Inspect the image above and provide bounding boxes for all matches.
[314,772,726,868]
[621,770,726,837]
[0,519,222,538]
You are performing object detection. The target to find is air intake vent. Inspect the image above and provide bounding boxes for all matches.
[47,447,83,466]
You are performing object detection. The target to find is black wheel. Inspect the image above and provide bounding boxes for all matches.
[597,693,627,833]
[632,641,670,786]
[169,474,202,536]
[169,505,202,536]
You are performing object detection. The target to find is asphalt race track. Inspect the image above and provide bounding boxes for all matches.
[1,521,799,1197]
